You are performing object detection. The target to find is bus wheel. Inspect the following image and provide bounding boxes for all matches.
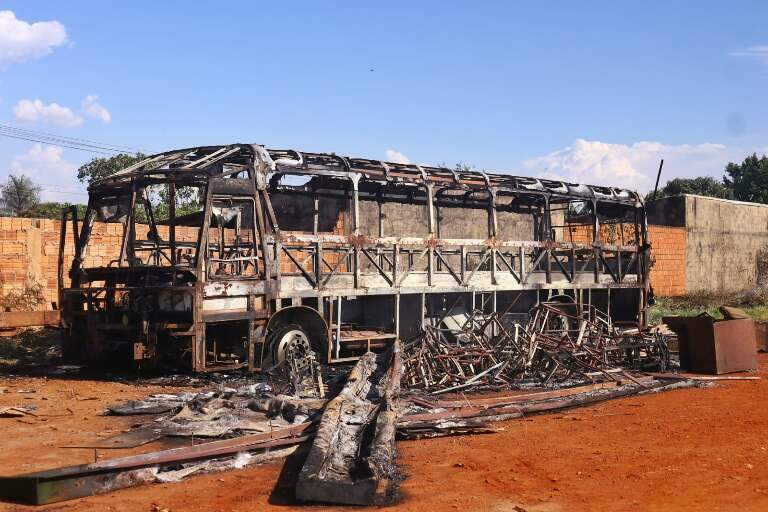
[269,323,313,369]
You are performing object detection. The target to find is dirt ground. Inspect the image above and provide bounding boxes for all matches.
[1,358,767,512]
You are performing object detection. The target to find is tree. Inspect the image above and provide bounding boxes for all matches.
[0,175,41,216]
[724,153,768,203]
[76,152,201,222]
[77,153,146,184]
[646,176,733,203]
[22,201,87,220]
[436,162,480,173]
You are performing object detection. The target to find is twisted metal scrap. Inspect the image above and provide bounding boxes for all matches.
[403,302,669,393]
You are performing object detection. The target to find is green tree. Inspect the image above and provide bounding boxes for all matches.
[646,176,733,202]
[724,153,768,203]
[22,201,87,220]
[77,152,202,222]
[0,175,41,216]
[76,153,146,184]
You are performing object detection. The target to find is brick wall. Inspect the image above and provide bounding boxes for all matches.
[647,225,686,296]
[0,217,201,311]
[0,217,68,310]
[565,223,686,297]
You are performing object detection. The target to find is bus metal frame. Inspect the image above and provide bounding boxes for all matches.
[58,144,650,372]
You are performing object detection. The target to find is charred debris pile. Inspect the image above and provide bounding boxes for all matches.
[0,301,703,507]
[403,301,671,394]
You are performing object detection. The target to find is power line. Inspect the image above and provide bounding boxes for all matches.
[0,182,88,195]
[0,126,130,154]
[0,123,147,156]
[0,123,144,153]
[40,189,88,196]
[0,130,116,154]
[0,124,144,153]
[0,126,119,153]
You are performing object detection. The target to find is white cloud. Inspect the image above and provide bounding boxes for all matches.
[14,98,83,127]
[521,139,736,191]
[730,45,768,62]
[0,10,68,70]
[81,94,111,123]
[9,144,82,201]
[385,149,410,164]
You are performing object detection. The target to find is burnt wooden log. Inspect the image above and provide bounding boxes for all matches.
[296,345,401,506]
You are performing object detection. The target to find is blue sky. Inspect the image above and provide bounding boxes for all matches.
[1,1,767,201]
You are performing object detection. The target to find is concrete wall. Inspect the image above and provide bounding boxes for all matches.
[684,195,768,293]
[357,199,533,239]
[649,194,768,295]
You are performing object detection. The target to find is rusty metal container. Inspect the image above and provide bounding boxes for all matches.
[663,316,757,374]
[755,322,768,352]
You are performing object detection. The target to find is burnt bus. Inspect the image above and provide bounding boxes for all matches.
[58,144,650,372]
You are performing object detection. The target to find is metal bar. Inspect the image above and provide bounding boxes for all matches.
[551,251,572,282]
[281,246,317,287]
[462,247,490,285]
[313,194,319,235]
[397,248,429,286]
[651,159,664,201]
[320,248,353,288]
[490,247,497,285]
[360,247,394,285]
[488,189,497,238]
[426,184,435,235]
[522,249,546,284]
[427,247,434,286]
[351,174,360,235]
[0,422,314,505]
[495,250,521,283]
[395,293,400,338]
[353,245,361,288]
[252,184,271,280]
[335,296,342,359]
[261,189,279,234]
[169,182,176,267]
[393,243,399,286]
[315,241,323,290]
[434,250,463,285]
[118,184,137,266]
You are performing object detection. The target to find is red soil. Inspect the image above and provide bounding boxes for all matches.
[2,356,767,512]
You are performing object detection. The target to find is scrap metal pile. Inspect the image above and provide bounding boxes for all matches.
[403,301,670,393]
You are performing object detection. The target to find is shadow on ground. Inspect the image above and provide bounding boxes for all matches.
[268,444,312,506]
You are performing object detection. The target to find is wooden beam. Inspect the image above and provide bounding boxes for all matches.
[0,310,60,329]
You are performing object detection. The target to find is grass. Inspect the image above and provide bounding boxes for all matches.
[649,290,768,325]
[0,328,62,366]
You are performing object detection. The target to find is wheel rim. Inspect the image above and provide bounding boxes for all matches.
[273,329,311,366]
